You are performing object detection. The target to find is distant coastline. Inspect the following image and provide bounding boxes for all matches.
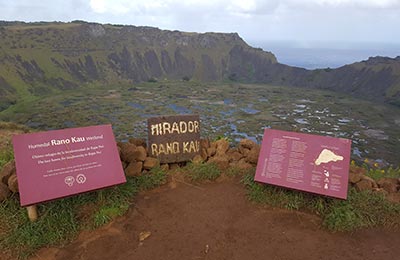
[251,41,400,69]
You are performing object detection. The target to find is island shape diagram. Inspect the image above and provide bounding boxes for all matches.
[314,148,344,166]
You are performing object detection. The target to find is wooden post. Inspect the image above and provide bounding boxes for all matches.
[27,205,38,222]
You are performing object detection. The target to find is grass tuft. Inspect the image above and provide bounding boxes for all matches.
[0,194,81,258]
[242,172,400,232]
[0,149,13,169]
[0,167,169,259]
[365,165,400,181]
[134,166,168,190]
[184,162,221,181]
[93,204,129,228]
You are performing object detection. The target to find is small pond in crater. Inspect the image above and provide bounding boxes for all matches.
[2,81,399,166]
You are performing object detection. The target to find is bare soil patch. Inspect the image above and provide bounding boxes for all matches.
[30,177,400,260]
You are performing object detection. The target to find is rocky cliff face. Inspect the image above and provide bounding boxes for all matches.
[241,56,400,106]
[0,21,399,111]
[0,77,16,110]
[289,56,400,105]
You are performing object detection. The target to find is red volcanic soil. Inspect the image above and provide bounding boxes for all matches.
[25,177,400,260]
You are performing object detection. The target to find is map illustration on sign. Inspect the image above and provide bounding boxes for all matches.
[255,129,351,199]
[315,149,344,166]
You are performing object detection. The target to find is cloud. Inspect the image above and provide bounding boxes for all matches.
[1,0,399,43]
[89,0,278,17]
[89,0,168,15]
[310,0,400,9]
[89,0,220,15]
[275,0,400,9]
[0,0,91,21]
[87,0,400,20]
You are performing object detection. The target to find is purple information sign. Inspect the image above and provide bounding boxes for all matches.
[13,124,126,206]
[255,129,351,199]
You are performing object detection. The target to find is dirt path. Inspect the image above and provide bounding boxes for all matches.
[32,177,399,260]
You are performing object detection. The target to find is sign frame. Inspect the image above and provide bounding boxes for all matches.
[12,124,126,206]
[255,129,351,199]
[147,114,201,163]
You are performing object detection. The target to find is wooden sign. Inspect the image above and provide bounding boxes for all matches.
[255,129,351,199]
[147,114,201,163]
[12,125,126,206]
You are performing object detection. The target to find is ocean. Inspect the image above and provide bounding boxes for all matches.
[250,41,400,70]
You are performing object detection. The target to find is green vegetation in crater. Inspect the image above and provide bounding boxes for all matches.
[1,81,399,166]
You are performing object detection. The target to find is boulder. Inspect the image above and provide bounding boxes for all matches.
[125,161,143,177]
[236,158,254,170]
[245,146,260,164]
[361,175,378,188]
[240,147,251,157]
[134,146,148,162]
[119,142,138,163]
[143,157,160,170]
[387,193,400,204]
[355,176,377,192]
[119,142,147,163]
[0,160,16,185]
[192,155,204,164]
[0,182,10,202]
[129,138,147,148]
[200,138,210,149]
[215,139,229,156]
[377,178,399,194]
[348,166,366,184]
[7,174,18,193]
[226,148,244,162]
[208,155,229,170]
[239,139,256,151]
[200,148,208,161]
[210,141,217,150]
[355,179,374,192]
[207,147,216,157]
[348,171,362,184]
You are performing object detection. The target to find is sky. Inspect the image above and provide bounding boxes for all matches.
[1,0,400,48]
